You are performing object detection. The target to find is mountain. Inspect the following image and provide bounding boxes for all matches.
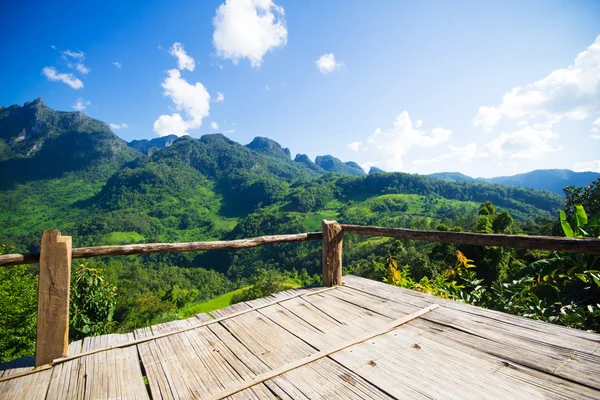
[246,136,291,159]
[0,99,572,338]
[293,154,325,173]
[0,98,138,188]
[428,172,475,183]
[315,155,366,176]
[484,169,600,194]
[128,134,179,155]
[368,166,385,174]
[428,169,600,194]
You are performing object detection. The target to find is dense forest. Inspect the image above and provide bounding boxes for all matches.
[1,99,599,363]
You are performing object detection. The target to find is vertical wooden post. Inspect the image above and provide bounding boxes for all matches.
[322,219,343,286]
[35,230,72,366]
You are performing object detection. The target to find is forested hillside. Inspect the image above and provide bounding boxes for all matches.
[1,100,599,362]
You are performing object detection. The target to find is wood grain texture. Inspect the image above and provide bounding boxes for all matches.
[322,219,343,286]
[35,230,72,367]
[341,224,600,254]
[0,232,322,267]
[206,304,438,400]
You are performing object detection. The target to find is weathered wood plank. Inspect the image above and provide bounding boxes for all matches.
[0,232,322,267]
[341,224,600,254]
[0,367,53,400]
[36,230,72,367]
[208,305,436,399]
[342,275,600,390]
[322,220,344,286]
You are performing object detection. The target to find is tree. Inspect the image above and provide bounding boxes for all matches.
[0,245,37,363]
[70,263,118,340]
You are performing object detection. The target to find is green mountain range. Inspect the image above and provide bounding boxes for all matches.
[0,99,587,253]
[2,98,596,338]
[429,170,600,194]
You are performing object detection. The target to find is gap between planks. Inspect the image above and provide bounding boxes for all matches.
[0,285,336,384]
[206,303,440,400]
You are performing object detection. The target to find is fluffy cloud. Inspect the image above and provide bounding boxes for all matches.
[113,62,122,69]
[316,53,344,74]
[473,35,600,130]
[153,69,211,137]
[154,114,189,136]
[573,160,600,173]
[170,42,195,71]
[211,121,219,130]
[75,63,90,74]
[72,98,90,111]
[213,0,287,67]
[415,123,560,166]
[347,141,361,152]
[347,112,452,171]
[479,123,560,160]
[109,123,128,130]
[472,106,502,131]
[215,92,225,102]
[42,67,83,89]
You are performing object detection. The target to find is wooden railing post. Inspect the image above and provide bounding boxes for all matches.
[35,230,72,366]
[322,220,343,286]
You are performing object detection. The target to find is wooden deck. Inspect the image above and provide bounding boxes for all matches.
[1,275,600,399]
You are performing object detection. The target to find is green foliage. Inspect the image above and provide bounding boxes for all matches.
[0,246,37,363]
[70,264,118,340]
[230,268,288,304]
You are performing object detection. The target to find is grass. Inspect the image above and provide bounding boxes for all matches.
[179,286,250,317]
[179,278,304,318]
[299,210,339,231]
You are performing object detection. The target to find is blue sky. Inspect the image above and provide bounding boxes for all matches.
[1,0,599,177]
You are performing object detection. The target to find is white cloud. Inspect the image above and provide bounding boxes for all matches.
[316,53,344,74]
[109,123,128,130]
[50,45,56,50]
[347,111,452,171]
[517,120,529,126]
[215,92,225,102]
[265,85,271,91]
[113,62,122,69]
[479,123,560,160]
[211,121,219,130]
[414,123,560,166]
[415,120,423,128]
[347,141,362,152]
[472,106,502,131]
[42,67,83,89]
[153,69,211,137]
[170,42,195,71]
[63,50,85,60]
[75,63,90,74]
[473,35,600,130]
[213,0,287,67]
[573,160,600,172]
[414,143,478,165]
[72,98,90,111]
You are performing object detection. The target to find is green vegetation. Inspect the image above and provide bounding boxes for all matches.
[1,100,599,362]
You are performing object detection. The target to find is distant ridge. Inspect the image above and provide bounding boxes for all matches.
[428,169,600,194]
[368,166,385,174]
[246,136,291,159]
[315,155,366,176]
[128,134,179,155]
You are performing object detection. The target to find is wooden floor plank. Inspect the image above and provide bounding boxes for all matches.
[215,306,394,399]
[340,277,600,394]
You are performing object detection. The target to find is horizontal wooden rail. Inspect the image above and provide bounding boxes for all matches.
[0,232,323,267]
[341,224,600,255]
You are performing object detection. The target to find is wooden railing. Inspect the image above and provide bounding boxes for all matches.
[1,220,600,366]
